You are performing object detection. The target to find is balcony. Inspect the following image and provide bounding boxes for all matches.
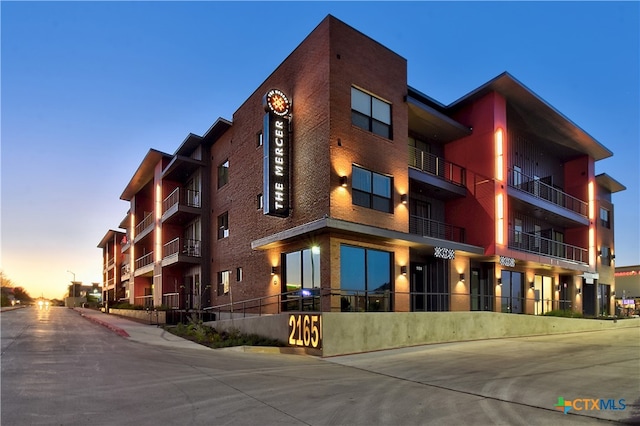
[408,147,467,200]
[161,237,202,266]
[508,169,588,222]
[134,252,154,276]
[409,215,466,243]
[134,212,154,242]
[121,264,131,281]
[162,187,201,224]
[509,228,588,265]
[103,257,115,273]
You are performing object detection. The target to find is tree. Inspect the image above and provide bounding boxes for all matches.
[12,287,33,303]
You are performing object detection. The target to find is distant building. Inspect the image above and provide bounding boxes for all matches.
[99,15,625,318]
[615,265,640,316]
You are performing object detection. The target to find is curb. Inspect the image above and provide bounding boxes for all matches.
[74,309,130,338]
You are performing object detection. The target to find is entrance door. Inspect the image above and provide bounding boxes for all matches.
[470,266,493,311]
[411,264,425,311]
[500,270,524,314]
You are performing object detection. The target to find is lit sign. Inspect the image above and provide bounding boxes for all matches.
[434,247,455,260]
[263,89,291,217]
[500,256,516,267]
[288,314,322,349]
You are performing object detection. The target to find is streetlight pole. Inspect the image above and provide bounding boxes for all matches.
[67,270,76,307]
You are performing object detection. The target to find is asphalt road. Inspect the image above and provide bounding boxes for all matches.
[1,306,638,425]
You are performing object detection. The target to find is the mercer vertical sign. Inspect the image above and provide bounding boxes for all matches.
[263,89,291,217]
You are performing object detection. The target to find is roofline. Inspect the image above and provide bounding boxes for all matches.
[595,173,626,193]
[97,229,125,248]
[120,149,172,201]
[447,72,613,161]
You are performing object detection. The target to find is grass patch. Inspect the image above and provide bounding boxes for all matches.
[164,316,285,349]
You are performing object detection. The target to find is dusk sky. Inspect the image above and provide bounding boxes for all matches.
[2,2,638,300]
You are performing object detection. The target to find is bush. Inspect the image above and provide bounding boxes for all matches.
[543,309,584,318]
[165,316,285,349]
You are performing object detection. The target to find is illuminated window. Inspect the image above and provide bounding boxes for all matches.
[351,87,392,139]
[217,160,229,189]
[352,165,392,213]
[217,270,231,295]
[600,207,610,228]
[217,212,229,239]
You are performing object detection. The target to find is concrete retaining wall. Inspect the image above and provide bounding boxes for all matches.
[109,308,166,324]
[208,312,640,357]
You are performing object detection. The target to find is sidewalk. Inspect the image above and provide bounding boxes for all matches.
[73,308,211,351]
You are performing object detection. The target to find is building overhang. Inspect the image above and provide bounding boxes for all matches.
[97,229,124,248]
[448,72,613,161]
[595,173,626,194]
[251,217,485,256]
[407,90,471,143]
[120,149,172,201]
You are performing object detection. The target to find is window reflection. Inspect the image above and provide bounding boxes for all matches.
[340,244,392,312]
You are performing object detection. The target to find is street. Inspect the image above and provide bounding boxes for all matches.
[1,306,638,425]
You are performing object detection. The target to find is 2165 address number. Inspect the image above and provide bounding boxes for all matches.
[288,314,322,349]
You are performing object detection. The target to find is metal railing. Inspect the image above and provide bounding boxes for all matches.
[134,295,154,308]
[204,288,578,318]
[408,146,466,186]
[162,292,180,309]
[121,264,131,278]
[134,212,154,237]
[409,215,466,243]
[508,169,587,217]
[162,187,201,213]
[135,252,154,269]
[163,237,202,258]
[509,228,588,264]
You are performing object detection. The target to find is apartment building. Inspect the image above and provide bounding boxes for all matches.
[100,15,623,318]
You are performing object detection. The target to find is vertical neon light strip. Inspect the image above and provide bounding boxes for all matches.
[130,211,135,274]
[588,181,595,267]
[155,183,162,263]
[495,128,504,182]
[497,193,504,245]
[495,128,505,245]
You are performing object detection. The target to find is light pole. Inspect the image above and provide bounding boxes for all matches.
[67,270,76,306]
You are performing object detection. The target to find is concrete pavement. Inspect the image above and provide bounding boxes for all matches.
[73,307,213,351]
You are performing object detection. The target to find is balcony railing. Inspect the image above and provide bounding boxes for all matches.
[409,215,466,243]
[408,146,466,186]
[162,187,201,214]
[163,237,202,258]
[508,169,587,217]
[509,228,588,264]
[135,252,154,270]
[134,212,154,237]
[121,264,131,278]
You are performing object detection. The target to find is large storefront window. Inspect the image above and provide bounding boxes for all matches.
[283,247,320,311]
[340,245,392,312]
[500,270,524,313]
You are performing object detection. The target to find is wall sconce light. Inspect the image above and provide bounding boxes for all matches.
[598,250,602,256]
[459,273,465,282]
[530,282,535,289]
[577,288,582,295]
[497,278,502,286]
[611,254,616,260]
[340,176,348,187]
[401,194,408,204]
[271,266,279,275]
[556,285,560,291]
[612,290,616,296]
[401,265,407,276]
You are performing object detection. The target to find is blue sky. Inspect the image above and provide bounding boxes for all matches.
[2,1,638,299]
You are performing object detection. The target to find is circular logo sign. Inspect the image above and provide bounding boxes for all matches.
[264,89,291,116]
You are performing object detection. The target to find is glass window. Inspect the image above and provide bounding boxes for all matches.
[218,160,229,188]
[257,194,263,210]
[351,87,392,139]
[284,248,321,292]
[600,207,610,228]
[351,165,392,213]
[217,212,229,239]
[339,244,392,312]
[217,270,231,296]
